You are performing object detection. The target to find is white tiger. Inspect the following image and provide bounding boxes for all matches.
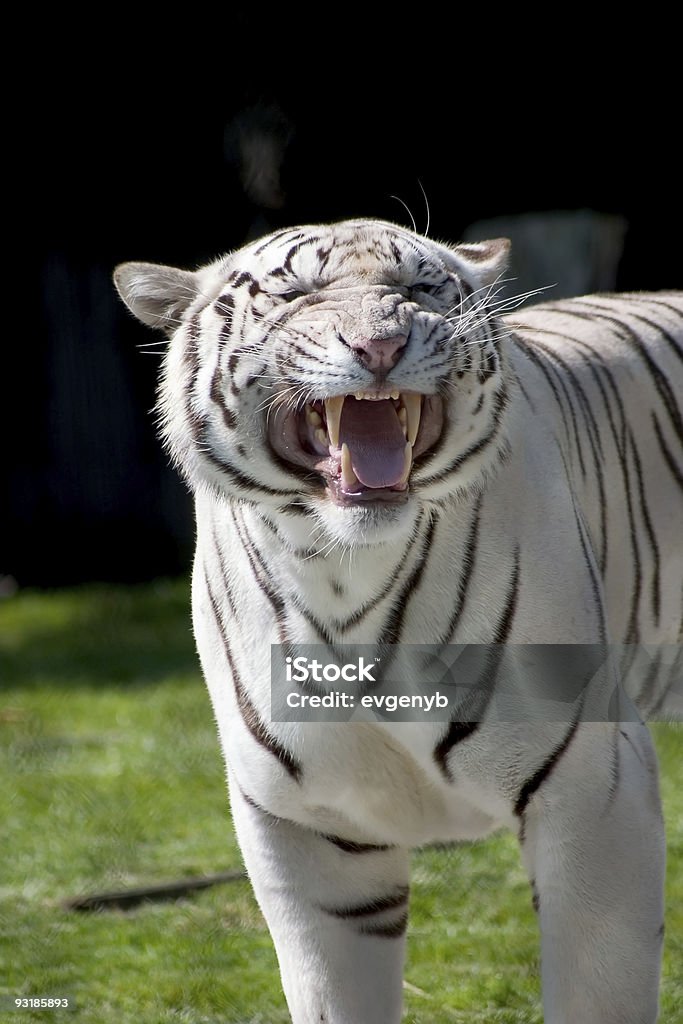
[114,219,683,1024]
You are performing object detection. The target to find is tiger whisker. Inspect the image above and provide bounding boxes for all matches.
[389,193,417,234]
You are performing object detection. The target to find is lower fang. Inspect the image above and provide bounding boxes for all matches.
[400,442,412,484]
[341,443,359,489]
[398,406,408,435]
[315,428,329,448]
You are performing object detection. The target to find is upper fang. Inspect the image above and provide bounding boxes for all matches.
[403,393,422,446]
[325,396,345,447]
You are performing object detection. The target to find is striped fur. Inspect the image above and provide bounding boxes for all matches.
[115,220,682,1023]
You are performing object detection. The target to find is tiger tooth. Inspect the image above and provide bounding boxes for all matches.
[306,405,322,426]
[398,406,408,425]
[390,390,400,400]
[355,391,364,400]
[400,442,412,483]
[341,443,358,488]
[315,427,329,447]
[325,396,344,448]
[403,393,422,446]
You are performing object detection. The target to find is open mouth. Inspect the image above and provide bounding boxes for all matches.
[268,389,443,505]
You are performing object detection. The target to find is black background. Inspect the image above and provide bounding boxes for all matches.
[8,24,681,586]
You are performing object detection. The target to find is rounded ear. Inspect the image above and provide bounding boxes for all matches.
[113,261,199,332]
[444,238,511,289]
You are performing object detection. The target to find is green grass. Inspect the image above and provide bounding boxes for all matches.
[0,581,680,1023]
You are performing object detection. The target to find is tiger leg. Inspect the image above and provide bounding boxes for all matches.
[228,773,410,1024]
[519,722,665,1024]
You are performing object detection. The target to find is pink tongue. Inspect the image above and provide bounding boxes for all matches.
[339,399,406,488]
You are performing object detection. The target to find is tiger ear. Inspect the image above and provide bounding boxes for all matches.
[113,261,199,332]
[447,238,511,288]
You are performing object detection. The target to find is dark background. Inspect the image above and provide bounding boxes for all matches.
[7,29,681,587]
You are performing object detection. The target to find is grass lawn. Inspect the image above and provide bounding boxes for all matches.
[0,580,680,1023]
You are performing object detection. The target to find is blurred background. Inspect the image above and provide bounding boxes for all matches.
[6,25,681,590]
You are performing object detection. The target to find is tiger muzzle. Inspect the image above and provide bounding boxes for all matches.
[268,390,443,506]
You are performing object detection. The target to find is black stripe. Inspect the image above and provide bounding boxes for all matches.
[531,335,606,469]
[255,513,322,559]
[231,509,292,645]
[209,363,236,429]
[237,786,283,821]
[419,383,508,487]
[550,436,607,644]
[605,724,621,808]
[360,912,409,938]
[552,332,624,574]
[209,528,239,619]
[215,293,235,320]
[232,271,259,290]
[433,548,520,778]
[189,359,299,499]
[553,327,643,595]
[316,245,332,272]
[204,569,302,781]
[321,886,409,920]
[568,302,683,446]
[477,342,498,383]
[617,308,683,363]
[268,236,323,279]
[253,229,305,256]
[628,427,661,624]
[295,512,426,636]
[438,495,483,643]
[652,412,683,491]
[239,792,393,853]
[378,515,438,643]
[492,545,521,643]
[184,321,272,506]
[571,491,607,644]
[615,294,683,318]
[619,727,647,767]
[647,652,679,719]
[512,334,586,477]
[617,419,642,644]
[323,834,393,854]
[514,715,580,821]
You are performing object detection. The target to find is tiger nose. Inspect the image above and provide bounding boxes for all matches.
[351,334,408,371]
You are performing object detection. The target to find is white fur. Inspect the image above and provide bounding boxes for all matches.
[115,220,682,1023]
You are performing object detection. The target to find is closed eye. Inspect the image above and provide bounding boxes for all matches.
[413,282,443,296]
[279,289,307,302]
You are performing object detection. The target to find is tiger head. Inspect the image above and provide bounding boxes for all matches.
[114,220,511,546]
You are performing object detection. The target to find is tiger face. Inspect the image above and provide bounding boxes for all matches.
[115,219,511,546]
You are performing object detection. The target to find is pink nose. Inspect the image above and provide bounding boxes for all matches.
[350,334,408,371]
